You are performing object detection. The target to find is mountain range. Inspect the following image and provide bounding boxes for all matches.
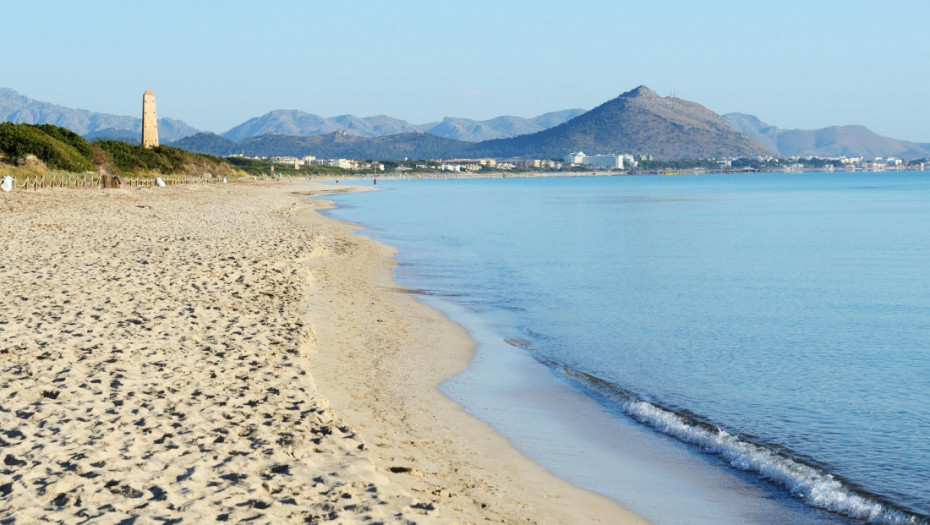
[0,88,199,143]
[173,87,771,160]
[221,108,587,142]
[722,113,930,158]
[2,86,928,159]
[174,131,471,160]
[0,87,585,145]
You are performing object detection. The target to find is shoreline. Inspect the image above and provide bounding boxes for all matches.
[0,181,644,523]
[298,183,646,524]
[314,177,875,525]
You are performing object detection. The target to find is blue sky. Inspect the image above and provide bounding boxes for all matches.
[4,0,928,141]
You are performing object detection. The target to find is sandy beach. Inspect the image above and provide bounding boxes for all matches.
[0,181,645,524]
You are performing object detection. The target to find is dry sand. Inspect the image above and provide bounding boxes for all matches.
[0,181,646,524]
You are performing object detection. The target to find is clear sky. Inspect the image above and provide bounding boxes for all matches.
[3,0,928,141]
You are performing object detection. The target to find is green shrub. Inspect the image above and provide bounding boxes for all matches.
[36,124,95,159]
[0,122,245,178]
[0,122,95,172]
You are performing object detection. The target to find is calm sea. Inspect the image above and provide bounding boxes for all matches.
[323,173,930,524]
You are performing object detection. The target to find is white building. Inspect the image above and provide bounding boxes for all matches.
[565,151,587,164]
[565,151,624,170]
[587,154,624,170]
[324,158,355,169]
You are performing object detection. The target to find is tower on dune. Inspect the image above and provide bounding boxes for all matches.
[142,89,159,148]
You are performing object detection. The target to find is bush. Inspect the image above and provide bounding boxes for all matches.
[93,141,240,177]
[95,140,174,173]
[36,124,95,159]
[0,122,95,172]
[0,123,245,178]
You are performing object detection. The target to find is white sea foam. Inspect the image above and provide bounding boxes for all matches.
[624,399,919,524]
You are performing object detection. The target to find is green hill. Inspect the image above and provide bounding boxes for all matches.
[0,122,242,177]
[0,123,95,172]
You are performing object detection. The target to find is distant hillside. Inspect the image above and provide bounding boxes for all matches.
[83,127,142,142]
[426,117,520,142]
[173,131,470,160]
[222,110,422,142]
[470,86,771,159]
[172,132,240,156]
[723,113,930,158]
[0,88,200,142]
[221,108,586,142]
[422,109,587,142]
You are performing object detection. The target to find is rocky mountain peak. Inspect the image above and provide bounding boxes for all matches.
[623,85,659,98]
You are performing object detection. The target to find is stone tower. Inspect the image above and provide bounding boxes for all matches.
[142,89,159,148]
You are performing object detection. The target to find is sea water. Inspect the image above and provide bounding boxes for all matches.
[323,173,930,524]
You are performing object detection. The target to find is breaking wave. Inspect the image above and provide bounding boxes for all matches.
[543,359,926,525]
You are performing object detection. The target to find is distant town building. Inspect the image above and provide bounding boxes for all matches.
[326,158,354,169]
[565,151,624,170]
[517,159,559,170]
[565,151,586,164]
[444,158,497,167]
[141,89,159,148]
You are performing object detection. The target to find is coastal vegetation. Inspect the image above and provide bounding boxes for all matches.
[0,123,243,180]
[0,123,95,172]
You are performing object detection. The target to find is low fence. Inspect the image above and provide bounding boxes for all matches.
[3,172,228,191]
[9,172,101,191]
[120,175,222,188]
